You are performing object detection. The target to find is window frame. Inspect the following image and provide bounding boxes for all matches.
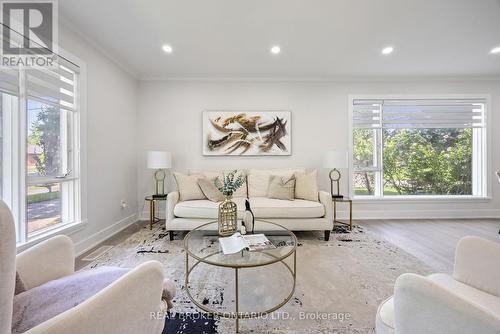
[348,94,492,201]
[0,48,87,247]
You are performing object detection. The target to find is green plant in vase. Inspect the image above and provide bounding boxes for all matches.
[214,170,246,236]
[214,170,246,199]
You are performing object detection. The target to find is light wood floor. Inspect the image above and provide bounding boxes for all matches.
[76,218,500,273]
[359,218,500,273]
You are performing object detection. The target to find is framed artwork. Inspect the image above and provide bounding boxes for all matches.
[203,110,291,156]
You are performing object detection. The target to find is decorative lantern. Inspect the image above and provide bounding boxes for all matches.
[218,196,238,236]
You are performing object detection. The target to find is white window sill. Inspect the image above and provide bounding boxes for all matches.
[352,196,492,204]
[16,220,87,253]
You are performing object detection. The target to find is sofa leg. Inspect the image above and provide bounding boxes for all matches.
[169,232,174,241]
[324,230,331,241]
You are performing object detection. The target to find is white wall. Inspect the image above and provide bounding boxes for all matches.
[137,79,500,219]
[58,25,139,253]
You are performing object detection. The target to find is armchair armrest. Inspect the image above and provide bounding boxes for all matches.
[16,235,75,290]
[394,273,500,334]
[453,236,500,297]
[319,191,333,224]
[27,261,166,334]
[166,191,179,226]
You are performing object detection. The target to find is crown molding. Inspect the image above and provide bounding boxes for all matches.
[138,75,500,83]
[59,17,139,80]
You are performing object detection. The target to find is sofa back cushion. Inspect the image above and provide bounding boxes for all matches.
[189,170,247,198]
[295,170,319,202]
[268,175,296,200]
[247,169,305,197]
[173,172,206,201]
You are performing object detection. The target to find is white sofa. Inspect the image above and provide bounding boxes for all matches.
[166,169,333,240]
[376,236,500,334]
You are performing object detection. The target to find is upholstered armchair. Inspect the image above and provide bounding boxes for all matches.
[0,201,174,334]
[376,236,500,334]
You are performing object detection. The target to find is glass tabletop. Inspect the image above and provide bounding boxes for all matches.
[183,220,297,268]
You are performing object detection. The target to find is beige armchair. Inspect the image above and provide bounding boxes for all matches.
[1,201,172,334]
[376,236,500,334]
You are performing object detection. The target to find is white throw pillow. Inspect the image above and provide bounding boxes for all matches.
[295,170,319,202]
[189,170,247,198]
[173,172,206,201]
[247,169,305,197]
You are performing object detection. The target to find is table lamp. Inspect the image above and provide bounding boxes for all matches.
[323,150,349,198]
[147,151,172,198]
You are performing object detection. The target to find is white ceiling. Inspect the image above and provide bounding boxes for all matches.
[59,0,500,80]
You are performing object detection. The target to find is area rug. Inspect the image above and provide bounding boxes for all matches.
[84,224,433,333]
[163,312,217,334]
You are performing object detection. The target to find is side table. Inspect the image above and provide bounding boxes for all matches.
[145,195,167,230]
[333,197,353,231]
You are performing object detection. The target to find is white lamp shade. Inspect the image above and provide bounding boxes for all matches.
[147,151,172,169]
[323,150,349,169]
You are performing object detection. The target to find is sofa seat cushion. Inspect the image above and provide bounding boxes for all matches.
[250,197,324,218]
[375,296,395,334]
[174,197,247,219]
[12,266,129,334]
[428,273,500,317]
[174,197,324,219]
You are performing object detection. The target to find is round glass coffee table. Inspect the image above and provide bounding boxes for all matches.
[183,220,297,333]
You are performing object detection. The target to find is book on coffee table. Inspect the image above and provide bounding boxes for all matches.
[219,232,276,254]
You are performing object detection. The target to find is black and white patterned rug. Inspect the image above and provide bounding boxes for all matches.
[85,223,432,333]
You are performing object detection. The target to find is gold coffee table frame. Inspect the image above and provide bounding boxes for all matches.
[183,220,297,333]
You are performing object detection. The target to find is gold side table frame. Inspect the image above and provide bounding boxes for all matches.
[333,197,353,231]
[183,221,297,333]
[145,196,166,230]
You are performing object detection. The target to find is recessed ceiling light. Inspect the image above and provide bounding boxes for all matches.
[490,46,500,54]
[162,44,173,53]
[381,46,394,55]
[270,45,281,55]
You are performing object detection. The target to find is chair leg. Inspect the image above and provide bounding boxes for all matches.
[169,231,174,241]
[324,230,330,241]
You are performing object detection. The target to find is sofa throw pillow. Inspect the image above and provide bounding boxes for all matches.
[295,170,319,202]
[189,170,247,198]
[173,172,206,201]
[247,169,305,197]
[198,178,224,202]
[15,271,26,295]
[268,175,296,200]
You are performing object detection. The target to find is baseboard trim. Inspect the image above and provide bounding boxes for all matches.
[138,209,500,221]
[350,209,500,220]
[75,213,138,255]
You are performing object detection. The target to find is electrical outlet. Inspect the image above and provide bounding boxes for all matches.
[120,199,127,209]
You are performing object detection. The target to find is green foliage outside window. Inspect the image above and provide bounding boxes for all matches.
[354,128,473,196]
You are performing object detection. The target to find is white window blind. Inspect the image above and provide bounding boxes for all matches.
[353,99,485,129]
[0,68,19,96]
[26,61,78,110]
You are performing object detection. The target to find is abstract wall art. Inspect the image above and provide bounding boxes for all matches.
[203,110,291,156]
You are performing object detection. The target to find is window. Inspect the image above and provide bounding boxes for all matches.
[0,40,80,243]
[352,98,487,198]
